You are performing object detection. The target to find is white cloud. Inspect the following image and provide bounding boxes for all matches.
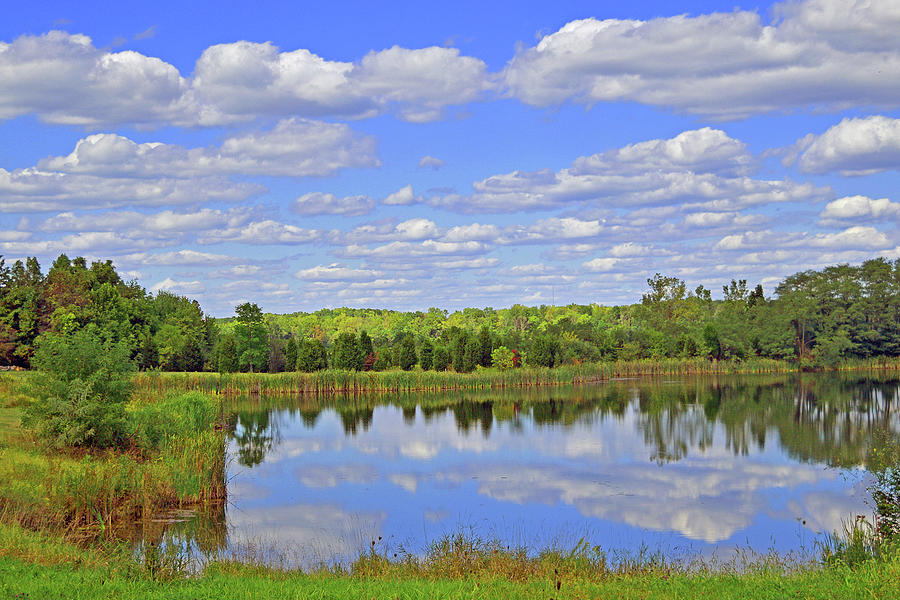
[198,220,322,245]
[150,277,205,294]
[504,1,900,119]
[0,31,192,127]
[0,168,262,213]
[792,116,900,175]
[820,195,900,223]
[0,32,492,127]
[295,263,383,282]
[293,192,375,217]
[432,129,826,214]
[383,184,420,206]
[582,257,627,272]
[714,226,891,252]
[122,249,240,266]
[341,240,489,260]
[38,207,251,233]
[571,128,755,177]
[39,119,379,178]
[418,155,444,170]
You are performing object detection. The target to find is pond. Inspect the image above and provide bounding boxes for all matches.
[177,372,900,566]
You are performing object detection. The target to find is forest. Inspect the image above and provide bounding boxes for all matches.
[2,253,900,373]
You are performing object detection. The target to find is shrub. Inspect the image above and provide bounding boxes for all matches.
[22,328,135,449]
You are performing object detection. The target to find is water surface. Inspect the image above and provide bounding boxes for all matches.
[208,373,899,565]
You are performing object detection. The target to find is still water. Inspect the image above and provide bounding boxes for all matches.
[205,373,898,564]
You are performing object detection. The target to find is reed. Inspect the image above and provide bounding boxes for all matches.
[132,358,798,397]
[0,390,226,539]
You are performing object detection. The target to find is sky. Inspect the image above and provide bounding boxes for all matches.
[2,0,900,316]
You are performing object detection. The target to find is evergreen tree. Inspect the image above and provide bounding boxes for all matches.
[332,332,363,370]
[451,331,468,372]
[478,325,493,367]
[530,335,557,368]
[217,335,239,373]
[398,334,417,370]
[419,338,434,370]
[284,337,298,371]
[432,345,449,371]
[297,338,328,371]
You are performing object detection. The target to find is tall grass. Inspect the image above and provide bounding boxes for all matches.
[133,358,796,397]
[0,391,225,539]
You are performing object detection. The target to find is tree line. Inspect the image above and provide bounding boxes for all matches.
[3,254,900,373]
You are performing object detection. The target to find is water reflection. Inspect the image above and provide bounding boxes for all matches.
[191,373,899,565]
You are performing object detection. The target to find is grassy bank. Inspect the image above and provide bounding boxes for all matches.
[0,387,225,539]
[1,521,900,599]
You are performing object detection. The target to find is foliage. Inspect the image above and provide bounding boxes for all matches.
[296,338,328,372]
[22,328,135,448]
[398,334,417,370]
[332,332,362,371]
[491,346,515,370]
[234,303,268,373]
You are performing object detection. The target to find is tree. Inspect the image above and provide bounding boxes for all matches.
[478,325,493,367]
[22,328,135,448]
[432,345,450,371]
[297,338,328,371]
[398,334,418,371]
[358,330,374,370]
[283,337,298,371]
[451,331,468,372]
[419,339,434,370]
[530,335,557,367]
[217,335,239,372]
[332,332,362,370]
[491,346,515,370]
[461,336,480,373]
[234,302,268,372]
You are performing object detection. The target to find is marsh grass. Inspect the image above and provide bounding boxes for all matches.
[0,387,226,541]
[132,357,804,397]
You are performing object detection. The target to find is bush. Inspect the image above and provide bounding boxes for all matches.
[22,329,135,449]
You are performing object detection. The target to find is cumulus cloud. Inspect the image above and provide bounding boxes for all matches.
[293,192,375,217]
[150,277,205,294]
[715,226,891,252]
[122,249,241,266]
[418,155,444,170]
[198,220,322,245]
[295,263,383,282]
[0,31,192,127]
[38,207,251,233]
[503,1,900,119]
[790,116,900,175]
[39,119,379,178]
[0,168,262,213]
[819,195,900,223]
[341,240,489,261]
[431,129,825,214]
[0,31,491,127]
[383,184,421,206]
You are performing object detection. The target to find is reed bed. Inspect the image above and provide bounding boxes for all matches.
[133,358,796,397]
[0,391,226,539]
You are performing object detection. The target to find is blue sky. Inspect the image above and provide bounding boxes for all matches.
[2,0,900,316]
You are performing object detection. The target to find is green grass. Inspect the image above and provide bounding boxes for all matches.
[133,357,802,397]
[1,520,900,599]
[0,390,225,538]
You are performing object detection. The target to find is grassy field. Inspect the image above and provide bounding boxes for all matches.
[1,521,900,599]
